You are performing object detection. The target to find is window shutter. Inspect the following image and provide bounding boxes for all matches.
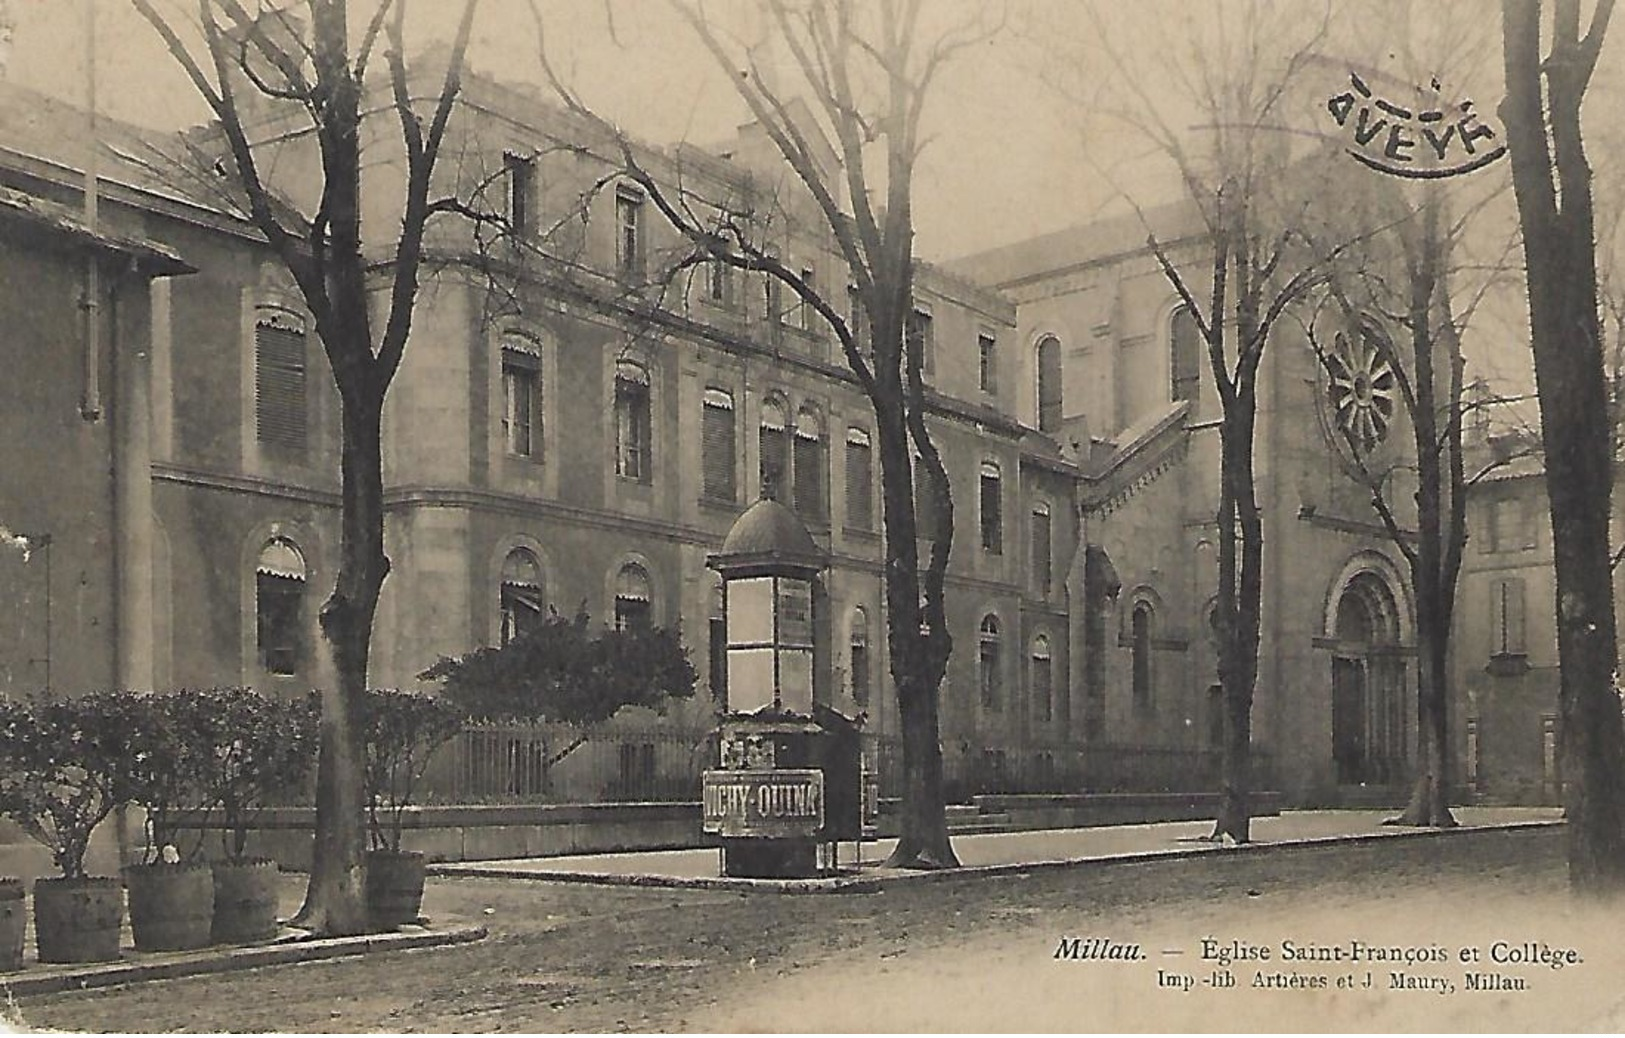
[255,316,307,451]
[1032,506,1052,594]
[845,429,873,529]
[701,389,736,501]
[760,401,789,501]
[793,409,825,521]
[980,462,1002,553]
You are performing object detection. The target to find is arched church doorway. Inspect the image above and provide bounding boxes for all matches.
[1330,571,1407,785]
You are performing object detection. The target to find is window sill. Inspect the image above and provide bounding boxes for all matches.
[699,494,741,515]
[843,525,880,542]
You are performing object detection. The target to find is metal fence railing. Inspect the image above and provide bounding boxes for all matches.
[416,722,1265,806]
[418,723,717,805]
[871,736,1274,803]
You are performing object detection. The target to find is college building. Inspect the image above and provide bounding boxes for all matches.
[0,57,1563,810]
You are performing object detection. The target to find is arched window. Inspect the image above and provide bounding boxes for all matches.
[793,405,826,521]
[255,537,307,675]
[1036,335,1063,433]
[614,562,652,632]
[499,547,545,645]
[1031,634,1053,722]
[849,607,871,708]
[1031,502,1052,594]
[255,306,307,451]
[759,396,790,501]
[1132,602,1154,713]
[701,388,736,502]
[1170,306,1201,403]
[845,427,873,529]
[978,614,1002,711]
[979,460,1003,554]
[614,360,651,482]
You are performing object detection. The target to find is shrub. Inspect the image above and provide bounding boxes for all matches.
[419,609,697,724]
[121,691,220,864]
[0,692,141,880]
[192,688,320,863]
[362,690,463,852]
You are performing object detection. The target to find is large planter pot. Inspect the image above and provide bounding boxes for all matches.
[124,862,214,952]
[210,860,280,944]
[0,879,24,971]
[33,877,123,964]
[367,850,427,928]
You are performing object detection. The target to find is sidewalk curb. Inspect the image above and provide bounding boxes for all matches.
[428,819,1564,894]
[1,923,489,999]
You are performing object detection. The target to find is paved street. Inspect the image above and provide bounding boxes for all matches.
[8,824,1620,1033]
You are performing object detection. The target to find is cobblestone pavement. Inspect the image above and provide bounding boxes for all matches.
[9,826,1619,1033]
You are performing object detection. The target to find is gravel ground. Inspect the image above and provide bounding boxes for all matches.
[7,827,1621,1033]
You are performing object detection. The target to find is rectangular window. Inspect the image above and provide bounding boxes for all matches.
[616,187,643,281]
[793,429,826,522]
[760,417,790,502]
[255,312,307,451]
[1032,507,1052,594]
[845,429,874,530]
[701,389,736,502]
[798,266,815,330]
[980,465,1003,554]
[708,259,734,307]
[501,350,541,458]
[907,308,934,375]
[1489,496,1538,552]
[979,333,998,393]
[1491,577,1527,655]
[615,369,651,482]
[503,152,535,237]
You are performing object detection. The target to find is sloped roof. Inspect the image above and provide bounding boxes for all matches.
[946,198,1205,290]
[0,186,193,275]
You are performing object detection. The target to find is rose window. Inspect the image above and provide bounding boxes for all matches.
[1325,325,1396,452]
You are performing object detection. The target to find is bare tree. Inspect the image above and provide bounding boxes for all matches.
[1316,181,1520,827]
[527,0,996,868]
[1500,0,1625,894]
[133,0,482,932]
[1076,3,1347,842]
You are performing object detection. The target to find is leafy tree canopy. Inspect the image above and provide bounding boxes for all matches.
[418,610,696,725]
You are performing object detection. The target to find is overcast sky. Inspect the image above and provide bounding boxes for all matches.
[6,1,1623,399]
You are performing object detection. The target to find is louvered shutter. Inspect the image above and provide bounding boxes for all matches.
[702,389,736,501]
[845,429,873,529]
[256,317,307,451]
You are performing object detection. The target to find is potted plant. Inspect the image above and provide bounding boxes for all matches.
[362,689,462,928]
[197,688,318,944]
[0,693,134,963]
[120,691,217,951]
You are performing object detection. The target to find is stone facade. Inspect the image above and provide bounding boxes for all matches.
[1,68,1552,809]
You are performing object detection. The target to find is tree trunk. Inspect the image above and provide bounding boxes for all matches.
[1391,213,1459,829]
[1500,0,1625,896]
[1213,408,1260,844]
[871,383,958,870]
[293,386,389,934]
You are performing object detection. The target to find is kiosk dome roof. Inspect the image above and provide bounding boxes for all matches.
[720,498,821,559]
